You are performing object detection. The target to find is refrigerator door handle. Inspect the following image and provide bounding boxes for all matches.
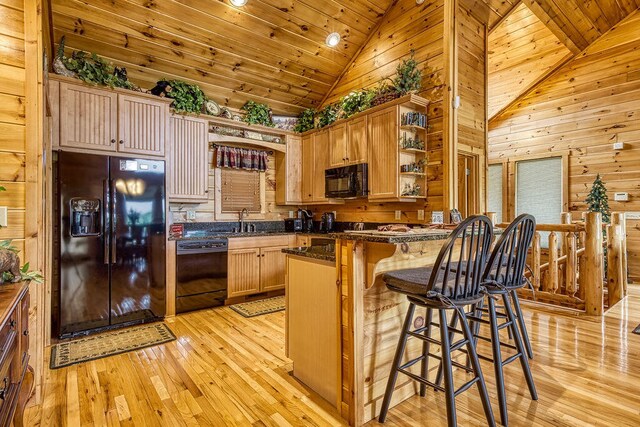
[103,180,110,265]
[110,179,117,264]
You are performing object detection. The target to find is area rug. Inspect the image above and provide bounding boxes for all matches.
[230,296,285,318]
[634,324,640,335]
[50,323,176,369]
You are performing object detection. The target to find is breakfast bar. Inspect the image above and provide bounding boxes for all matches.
[285,229,456,426]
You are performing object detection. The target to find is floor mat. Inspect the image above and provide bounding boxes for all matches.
[230,296,285,318]
[50,323,175,369]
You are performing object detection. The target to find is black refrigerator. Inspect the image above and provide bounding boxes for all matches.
[54,151,166,338]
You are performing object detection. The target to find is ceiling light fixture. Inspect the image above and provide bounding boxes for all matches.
[325,32,341,47]
[416,0,425,4]
[229,0,247,6]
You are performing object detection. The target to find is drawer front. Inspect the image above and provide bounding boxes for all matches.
[228,235,295,250]
[20,293,29,367]
[0,310,17,365]
[0,347,16,420]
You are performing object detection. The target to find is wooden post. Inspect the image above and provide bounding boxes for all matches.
[532,232,541,291]
[607,224,624,307]
[560,212,571,256]
[611,212,628,296]
[548,232,558,293]
[485,212,498,226]
[565,233,577,297]
[583,212,604,315]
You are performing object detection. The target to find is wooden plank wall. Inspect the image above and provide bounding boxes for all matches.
[313,0,446,223]
[488,10,640,281]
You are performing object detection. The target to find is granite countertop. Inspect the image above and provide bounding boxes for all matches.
[327,229,453,244]
[169,231,297,241]
[282,245,336,262]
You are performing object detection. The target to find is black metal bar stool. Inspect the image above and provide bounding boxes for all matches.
[378,216,495,427]
[468,214,538,426]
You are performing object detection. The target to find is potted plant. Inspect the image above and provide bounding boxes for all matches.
[241,101,275,127]
[157,79,206,114]
[393,49,422,95]
[316,104,340,128]
[293,109,316,133]
[340,89,375,118]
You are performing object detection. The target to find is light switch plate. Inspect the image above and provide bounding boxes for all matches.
[626,212,640,220]
[417,210,425,220]
[186,210,197,220]
[0,207,6,227]
[395,210,402,220]
[613,142,624,150]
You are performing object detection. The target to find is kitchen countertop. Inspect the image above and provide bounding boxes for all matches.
[169,231,299,241]
[282,245,336,262]
[326,229,454,244]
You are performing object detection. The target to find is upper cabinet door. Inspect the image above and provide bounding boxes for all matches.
[367,106,398,200]
[117,94,168,156]
[313,130,330,202]
[168,115,209,202]
[59,82,118,151]
[328,123,347,167]
[346,116,367,165]
[301,135,315,203]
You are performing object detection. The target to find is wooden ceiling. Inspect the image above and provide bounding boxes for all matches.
[50,0,396,114]
[488,0,640,120]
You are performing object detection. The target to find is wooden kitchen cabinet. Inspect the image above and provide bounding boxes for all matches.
[328,123,347,167]
[347,115,368,164]
[227,248,261,297]
[168,115,209,202]
[367,106,399,200]
[301,134,315,203]
[275,135,302,205]
[312,129,330,202]
[59,82,118,151]
[118,94,168,156]
[260,245,288,292]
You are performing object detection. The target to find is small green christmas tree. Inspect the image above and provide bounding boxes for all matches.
[393,50,422,95]
[585,174,610,223]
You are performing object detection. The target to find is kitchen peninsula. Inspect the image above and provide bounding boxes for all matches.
[284,229,457,425]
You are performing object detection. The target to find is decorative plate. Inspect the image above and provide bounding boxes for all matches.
[220,107,232,119]
[232,114,243,122]
[205,99,220,116]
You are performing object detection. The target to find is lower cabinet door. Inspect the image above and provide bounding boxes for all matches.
[260,246,288,292]
[227,249,261,298]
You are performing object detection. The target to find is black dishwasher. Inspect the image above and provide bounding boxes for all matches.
[176,239,228,313]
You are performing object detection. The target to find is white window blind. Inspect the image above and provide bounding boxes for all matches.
[487,164,503,223]
[516,157,562,248]
[220,169,261,213]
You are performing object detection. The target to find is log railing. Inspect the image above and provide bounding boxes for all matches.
[492,212,628,315]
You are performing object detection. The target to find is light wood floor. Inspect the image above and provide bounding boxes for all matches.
[25,286,640,426]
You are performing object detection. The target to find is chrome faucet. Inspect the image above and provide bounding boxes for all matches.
[239,208,248,233]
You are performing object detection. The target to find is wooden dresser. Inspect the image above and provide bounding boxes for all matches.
[0,283,30,427]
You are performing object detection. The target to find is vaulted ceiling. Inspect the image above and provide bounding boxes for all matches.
[51,0,396,115]
[489,0,640,120]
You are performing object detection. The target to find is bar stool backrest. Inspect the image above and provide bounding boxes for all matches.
[483,214,536,289]
[427,215,493,300]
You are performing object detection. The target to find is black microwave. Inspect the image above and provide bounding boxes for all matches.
[325,163,368,199]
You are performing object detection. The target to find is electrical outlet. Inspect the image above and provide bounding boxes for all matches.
[613,142,624,150]
[186,210,197,220]
[0,207,6,227]
[395,210,402,220]
[417,210,425,221]
[289,210,294,218]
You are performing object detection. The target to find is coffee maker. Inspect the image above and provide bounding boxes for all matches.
[319,212,335,233]
[298,209,314,233]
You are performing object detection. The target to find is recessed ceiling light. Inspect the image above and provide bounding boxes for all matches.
[230,0,247,6]
[326,32,341,47]
[416,0,425,4]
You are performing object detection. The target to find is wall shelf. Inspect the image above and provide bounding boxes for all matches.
[209,134,287,153]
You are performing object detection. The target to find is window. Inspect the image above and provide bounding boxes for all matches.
[487,164,503,223]
[220,169,261,213]
[515,157,562,223]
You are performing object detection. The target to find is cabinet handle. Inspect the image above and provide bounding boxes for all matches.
[119,140,124,144]
[9,319,16,329]
[23,330,28,336]
[110,139,116,144]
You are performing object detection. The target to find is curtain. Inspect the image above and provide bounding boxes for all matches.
[215,145,268,171]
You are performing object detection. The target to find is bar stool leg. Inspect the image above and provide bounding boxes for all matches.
[458,308,496,427]
[502,293,538,401]
[378,303,416,423]
[435,310,459,387]
[510,290,533,359]
[439,309,457,427]
[420,308,433,397]
[488,295,508,426]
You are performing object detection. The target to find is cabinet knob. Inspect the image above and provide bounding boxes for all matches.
[23,330,28,336]
[9,319,16,329]
[119,140,124,144]
[110,139,116,144]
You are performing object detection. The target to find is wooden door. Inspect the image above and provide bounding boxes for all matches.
[227,248,261,298]
[260,246,288,292]
[367,107,398,200]
[328,123,347,167]
[301,135,314,203]
[59,82,118,151]
[457,153,479,218]
[117,94,168,156]
[313,130,330,202]
[346,116,367,164]
[168,115,209,202]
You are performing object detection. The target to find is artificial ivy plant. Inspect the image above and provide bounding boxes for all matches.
[163,79,207,114]
[241,101,274,127]
[58,37,135,90]
[293,109,316,133]
[393,50,422,95]
[340,89,375,118]
[316,104,340,128]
